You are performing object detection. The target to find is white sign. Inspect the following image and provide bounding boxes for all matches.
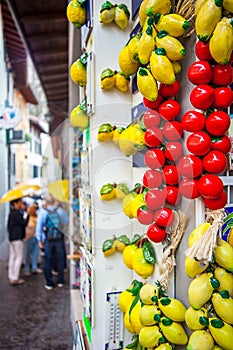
[0,107,20,129]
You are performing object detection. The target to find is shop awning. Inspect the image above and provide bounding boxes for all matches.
[1,0,38,105]
[3,0,69,133]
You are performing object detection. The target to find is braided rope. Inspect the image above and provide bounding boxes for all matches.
[159,210,188,291]
[185,209,226,263]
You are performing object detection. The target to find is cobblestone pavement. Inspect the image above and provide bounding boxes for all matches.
[0,256,74,350]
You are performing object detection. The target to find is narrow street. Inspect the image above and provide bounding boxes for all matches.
[0,244,74,350]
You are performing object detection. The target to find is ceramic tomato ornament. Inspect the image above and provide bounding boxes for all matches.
[213,87,233,109]
[137,206,154,225]
[198,174,224,199]
[206,111,230,136]
[163,121,183,140]
[190,84,215,110]
[143,93,163,110]
[145,188,166,210]
[195,40,212,61]
[159,100,181,121]
[188,60,213,85]
[181,110,206,132]
[154,207,174,228]
[147,223,167,243]
[211,135,232,154]
[179,178,200,199]
[186,131,212,156]
[159,80,180,98]
[143,169,163,188]
[162,165,180,185]
[177,154,203,178]
[212,64,233,86]
[164,141,183,162]
[203,191,227,210]
[144,148,165,169]
[143,110,161,128]
[144,127,163,147]
[165,186,181,206]
[203,150,227,174]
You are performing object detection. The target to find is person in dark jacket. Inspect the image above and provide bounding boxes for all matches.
[7,198,29,285]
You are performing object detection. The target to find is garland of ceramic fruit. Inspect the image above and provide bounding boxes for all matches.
[183,3,233,345]
[69,50,89,131]
[98,0,232,239]
[119,280,188,349]
[67,0,233,348]
[182,0,233,210]
[184,211,233,350]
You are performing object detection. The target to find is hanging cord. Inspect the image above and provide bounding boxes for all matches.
[185,209,226,264]
[159,210,188,291]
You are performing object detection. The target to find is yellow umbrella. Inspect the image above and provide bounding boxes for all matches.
[0,184,41,204]
[48,179,69,203]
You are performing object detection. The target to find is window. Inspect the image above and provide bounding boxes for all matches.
[20,161,23,179]
[11,153,16,175]
[18,94,22,110]
[34,140,41,154]
[33,165,38,178]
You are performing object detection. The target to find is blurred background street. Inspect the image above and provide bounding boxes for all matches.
[0,242,73,350]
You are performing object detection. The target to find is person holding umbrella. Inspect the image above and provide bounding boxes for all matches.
[7,198,29,285]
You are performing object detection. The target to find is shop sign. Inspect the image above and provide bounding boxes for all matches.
[0,106,20,129]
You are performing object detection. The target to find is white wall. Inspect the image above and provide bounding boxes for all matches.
[89,1,134,347]
[41,133,61,183]
[0,5,14,247]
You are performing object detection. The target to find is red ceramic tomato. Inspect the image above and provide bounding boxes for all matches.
[163,121,183,140]
[198,174,224,199]
[145,188,166,210]
[147,223,167,243]
[137,205,154,225]
[162,165,180,185]
[179,178,200,199]
[181,110,206,132]
[203,150,227,174]
[214,87,233,109]
[154,207,174,227]
[159,99,181,121]
[177,154,203,178]
[159,80,180,98]
[164,141,183,162]
[195,40,212,61]
[144,148,165,169]
[190,84,215,110]
[211,135,232,154]
[143,169,163,188]
[187,131,212,156]
[203,191,227,210]
[165,185,181,206]
[143,93,163,110]
[143,110,161,128]
[144,127,163,147]
[188,60,213,85]
[206,111,230,136]
[212,64,233,86]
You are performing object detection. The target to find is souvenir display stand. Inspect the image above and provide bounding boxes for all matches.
[68,1,233,349]
[78,2,136,347]
[69,2,196,348]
